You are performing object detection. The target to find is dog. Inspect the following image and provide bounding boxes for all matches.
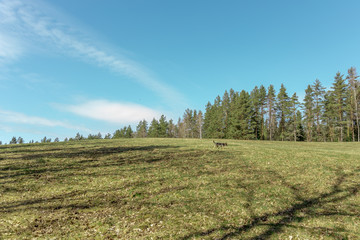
[213,140,227,148]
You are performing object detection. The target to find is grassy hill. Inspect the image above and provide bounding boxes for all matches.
[0,138,359,239]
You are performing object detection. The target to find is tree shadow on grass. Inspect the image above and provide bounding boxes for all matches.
[6,145,178,160]
[0,145,182,180]
[182,167,360,239]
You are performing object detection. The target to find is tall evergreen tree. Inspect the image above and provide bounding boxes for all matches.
[267,85,276,140]
[312,79,326,141]
[10,136,17,144]
[303,85,314,142]
[259,85,267,140]
[148,118,160,137]
[296,110,305,141]
[323,91,337,142]
[228,90,254,139]
[167,119,176,138]
[158,115,168,138]
[250,86,262,139]
[331,72,347,142]
[276,84,291,141]
[203,96,224,138]
[347,67,359,141]
[183,109,195,138]
[289,93,300,141]
[125,125,133,138]
[136,120,148,138]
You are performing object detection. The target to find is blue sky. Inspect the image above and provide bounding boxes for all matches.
[1,0,360,143]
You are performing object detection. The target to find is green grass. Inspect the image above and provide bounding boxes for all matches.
[0,138,359,239]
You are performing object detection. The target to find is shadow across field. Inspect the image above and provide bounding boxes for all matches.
[182,167,360,239]
[5,145,176,160]
[0,145,180,180]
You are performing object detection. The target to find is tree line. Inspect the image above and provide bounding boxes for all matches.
[2,67,359,144]
[203,67,360,142]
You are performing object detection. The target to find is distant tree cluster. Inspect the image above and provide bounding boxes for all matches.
[133,111,204,139]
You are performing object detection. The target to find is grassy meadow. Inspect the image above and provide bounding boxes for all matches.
[0,138,359,239]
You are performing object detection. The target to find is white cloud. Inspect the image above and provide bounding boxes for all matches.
[0,109,91,132]
[63,100,161,124]
[0,0,186,106]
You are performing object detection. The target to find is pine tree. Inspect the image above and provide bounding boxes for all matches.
[125,125,133,138]
[167,119,176,138]
[250,86,261,139]
[347,67,359,141]
[196,110,204,139]
[203,96,224,138]
[113,129,124,138]
[331,72,347,142]
[276,84,291,141]
[312,79,326,141]
[221,90,231,138]
[303,85,314,142]
[323,91,336,142]
[17,137,24,144]
[296,110,305,141]
[289,93,300,141]
[228,90,254,139]
[10,136,17,144]
[183,109,194,138]
[148,118,160,137]
[177,117,185,138]
[136,120,148,138]
[259,85,267,140]
[158,115,168,138]
[267,85,276,140]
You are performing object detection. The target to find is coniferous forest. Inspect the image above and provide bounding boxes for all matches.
[133,67,360,142]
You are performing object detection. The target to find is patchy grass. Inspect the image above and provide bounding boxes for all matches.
[0,138,359,239]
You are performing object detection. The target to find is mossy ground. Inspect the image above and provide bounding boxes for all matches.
[0,138,359,239]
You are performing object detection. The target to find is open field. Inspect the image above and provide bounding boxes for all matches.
[0,138,359,239]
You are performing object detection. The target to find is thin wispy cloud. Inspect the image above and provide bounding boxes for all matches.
[0,34,22,64]
[62,100,161,124]
[0,0,186,105]
[0,109,91,132]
